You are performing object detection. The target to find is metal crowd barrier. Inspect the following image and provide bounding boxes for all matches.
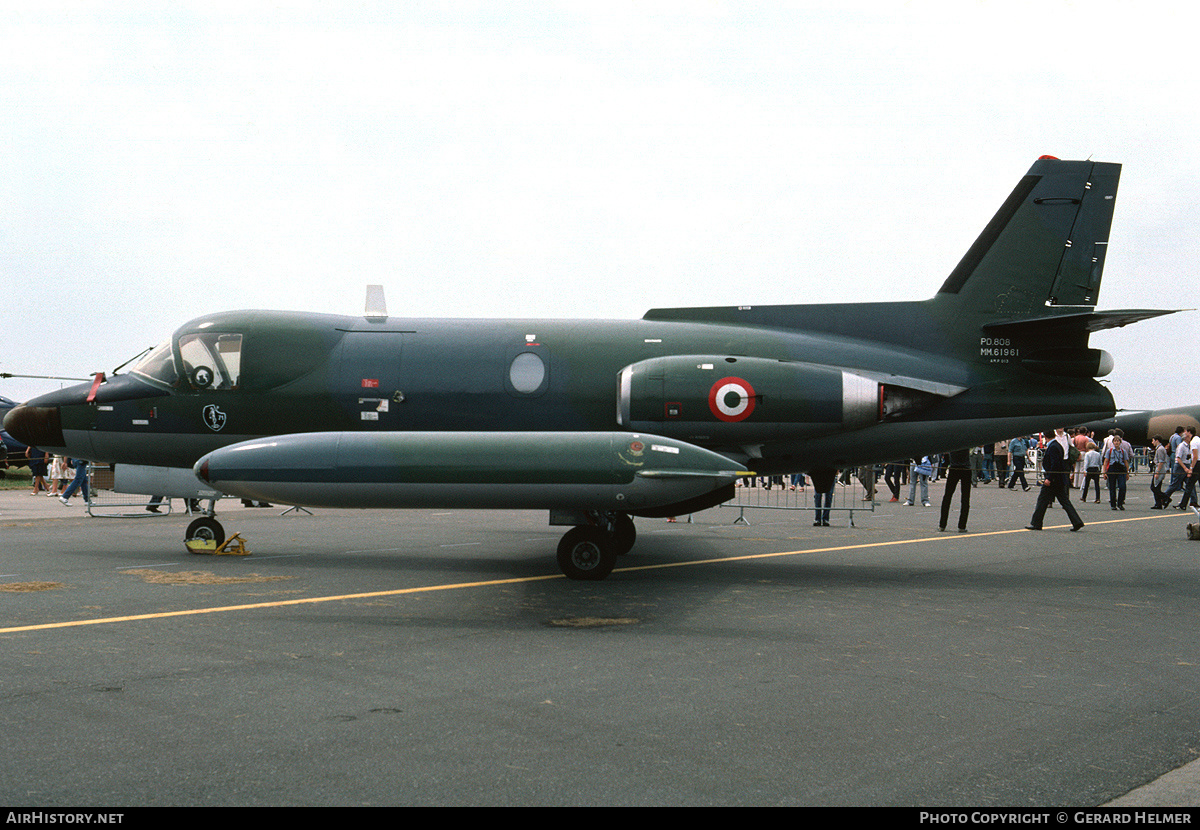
[719,470,878,527]
[84,463,174,518]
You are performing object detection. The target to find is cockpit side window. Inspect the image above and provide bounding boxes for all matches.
[131,341,179,387]
[178,333,243,390]
[214,334,242,386]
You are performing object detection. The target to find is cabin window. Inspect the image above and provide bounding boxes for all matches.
[508,352,546,394]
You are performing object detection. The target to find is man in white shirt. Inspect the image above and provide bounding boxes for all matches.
[1181,428,1200,510]
[1164,426,1195,509]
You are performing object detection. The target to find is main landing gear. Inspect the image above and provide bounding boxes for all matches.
[555,512,635,581]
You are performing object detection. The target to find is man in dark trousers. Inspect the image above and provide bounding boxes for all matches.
[939,447,972,532]
[1026,427,1084,532]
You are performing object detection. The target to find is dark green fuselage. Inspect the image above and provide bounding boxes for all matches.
[26,297,1114,475]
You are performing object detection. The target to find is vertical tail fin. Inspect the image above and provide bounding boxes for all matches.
[641,157,1176,361]
[937,157,1120,314]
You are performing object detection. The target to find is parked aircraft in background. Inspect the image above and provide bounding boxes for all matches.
[1,395,30,469]
[1081,406,1200,448]
[5,157,1179,578]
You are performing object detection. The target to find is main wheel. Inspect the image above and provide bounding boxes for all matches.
[186,516,225,548]
[556,526,617,581]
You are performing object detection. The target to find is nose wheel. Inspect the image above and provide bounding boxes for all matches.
[186,516,226,547]
[557,526,617,580]
[555,512,635,580]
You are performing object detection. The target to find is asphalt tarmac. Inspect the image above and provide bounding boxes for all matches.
[2,480,1199,807]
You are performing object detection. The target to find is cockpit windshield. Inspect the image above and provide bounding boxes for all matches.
[130,332,243,391]
[131,342,178,386]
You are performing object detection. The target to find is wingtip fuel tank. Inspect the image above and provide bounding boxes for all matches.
[195,431,748,513]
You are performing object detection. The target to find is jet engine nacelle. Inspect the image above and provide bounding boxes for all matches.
[617,355,890,442]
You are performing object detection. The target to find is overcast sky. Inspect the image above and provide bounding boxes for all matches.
[2,0,1195,411]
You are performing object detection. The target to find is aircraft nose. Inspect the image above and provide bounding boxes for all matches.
[3,405,65,450]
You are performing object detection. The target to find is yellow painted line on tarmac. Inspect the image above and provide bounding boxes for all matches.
[0,574,563,635]
[615,511,1183,573]
[614,527,1030,573]
[0,511,1183,635]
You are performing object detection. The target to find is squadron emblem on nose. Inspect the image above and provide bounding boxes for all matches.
[203,404,227,432]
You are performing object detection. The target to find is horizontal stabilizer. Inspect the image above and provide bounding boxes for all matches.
[982,308,1180,337]
[981,309,1180,378]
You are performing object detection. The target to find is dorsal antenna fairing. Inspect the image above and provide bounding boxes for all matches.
[365,285,387,321]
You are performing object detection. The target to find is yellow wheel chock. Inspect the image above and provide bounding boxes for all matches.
[185,532,250,556]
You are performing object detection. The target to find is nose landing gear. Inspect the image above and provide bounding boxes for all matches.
[555,511,636,580]
[184,497,227,551]
[185,516,225,547]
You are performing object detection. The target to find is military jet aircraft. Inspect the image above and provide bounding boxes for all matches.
[5,156,1179,579]
[1081,406,1200,448]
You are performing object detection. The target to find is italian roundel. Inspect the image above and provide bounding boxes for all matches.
[708,377,756,422]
